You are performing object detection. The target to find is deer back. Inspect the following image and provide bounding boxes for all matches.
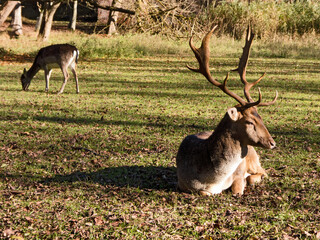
[35,44,79,69]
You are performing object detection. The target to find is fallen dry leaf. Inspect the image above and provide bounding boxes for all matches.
[94,216,104,226]
[3,228,15,237]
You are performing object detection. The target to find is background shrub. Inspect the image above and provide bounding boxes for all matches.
[206,1,320,38]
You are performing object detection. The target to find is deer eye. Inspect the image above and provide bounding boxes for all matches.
[246,121,254,126]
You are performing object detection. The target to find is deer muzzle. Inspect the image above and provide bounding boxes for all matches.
[259,135,276,150]
[268,137,276,149]
[22,81,30,91]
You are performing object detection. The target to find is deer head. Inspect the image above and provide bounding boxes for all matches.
[21,68,31,91]
[187,26,278,149]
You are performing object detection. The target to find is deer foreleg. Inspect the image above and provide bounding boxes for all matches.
[246,173,266,186]
[231,177,246,195]
[245,146,267,186]
[44,69,52,92]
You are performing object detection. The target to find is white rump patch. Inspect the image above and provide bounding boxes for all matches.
[66,50,78,67]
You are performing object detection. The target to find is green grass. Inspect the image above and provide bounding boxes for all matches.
[0,32,320,239]
[2,28,320,59]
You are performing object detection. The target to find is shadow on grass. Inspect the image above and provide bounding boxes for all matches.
[42,165,177,191]
[0,47,34,63]
[0,104,209,131]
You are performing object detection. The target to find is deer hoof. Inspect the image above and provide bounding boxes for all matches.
[199,190,212,196]
[246,174,265,185]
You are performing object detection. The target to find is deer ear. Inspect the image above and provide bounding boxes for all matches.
[23,68,27,76]
[227,107,239,122]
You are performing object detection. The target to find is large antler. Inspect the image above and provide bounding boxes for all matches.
[232,26,278,106]
[187,26,277,108]
[187,26,246,106]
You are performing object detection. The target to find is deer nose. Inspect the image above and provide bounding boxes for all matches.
[269,139,276,149]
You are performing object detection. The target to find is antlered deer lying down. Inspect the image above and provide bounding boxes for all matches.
[21,44,79,94]
[176,26,278,196]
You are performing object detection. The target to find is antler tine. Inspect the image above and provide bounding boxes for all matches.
[232,25,278,109]
[232,25,265,104]
[232,25,260,102]
[186,26,218,74]
[258,90,278,107]
[187,26,247,106]
[232,26,253,82]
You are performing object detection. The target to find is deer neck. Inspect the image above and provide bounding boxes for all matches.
[26,61,41,80]
[208,114,248,160]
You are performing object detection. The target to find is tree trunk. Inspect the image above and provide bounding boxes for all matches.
[35,10,44,32]
[69,0,77,31]
[107,0,122,35]
[97,0,121,35]
[0,1,19,27]
[97,0,112,24]
[10,2,23,36]
[37,1,61,41]
[35,2,44,32]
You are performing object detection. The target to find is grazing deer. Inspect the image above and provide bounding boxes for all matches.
[21,44,79,94]
[176,26,278,196]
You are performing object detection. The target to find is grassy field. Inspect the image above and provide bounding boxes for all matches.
[0,32,320,239]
